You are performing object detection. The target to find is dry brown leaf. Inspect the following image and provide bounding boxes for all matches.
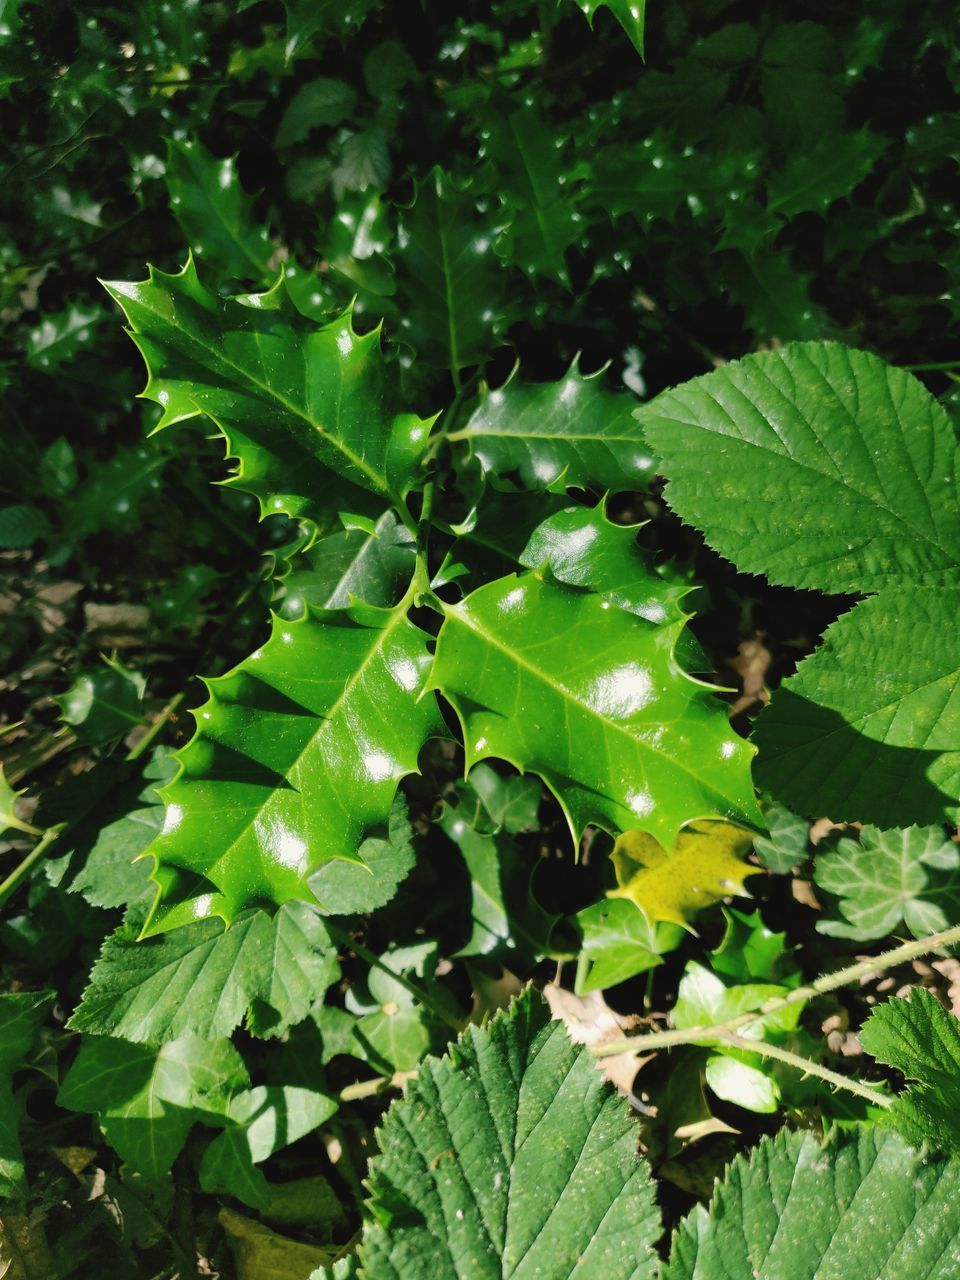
[544,984,648,1095]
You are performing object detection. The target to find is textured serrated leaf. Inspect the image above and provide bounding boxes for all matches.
[144,601,441,930]
[165,138,274,281]
[307,793,415,916]
[610,821,761,928]
[276,78,357,147]
[860,988,960,1154]
[68,902,340,1042]
[664,1127,960,1279]
[814,824,960,940]
[431,572,760,850]
[58,1035,247,1179]
[767,132,886,218]
[453,365,657,492]
[357,988,660,1278]
[754,590,960,828]
[397,168,508,375]
[105,261,432,528]
[0,991,52,1194]
[635,342,960,593]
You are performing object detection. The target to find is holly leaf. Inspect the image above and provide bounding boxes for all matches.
[58,1035,247,1179]
[54,654,145,748]
[814,824,960,941]
[431,571,760,850]
[767,132,887,219]
[0,991,52,1195]
[572,0,646,56]
[0,764,39,838]
[355,988,661,1277]
[453,363,657,492]
[142,598,442,932]
[164,138,273,282]
[308,792,415,916]
[754,590,960,828]
[68,902,340,1042]
[25,304,103,370]
[482,104,581,285]
[664,1127,960,1280]
[104,261,432,529]
[860,988,960,1154]
[396,168,509,376]
[635,342,960,594]
[575,898,684,993]
[278,510,415,617]
[610,821,761,929]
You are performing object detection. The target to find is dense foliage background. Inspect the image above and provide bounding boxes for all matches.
[1,1,959,1276]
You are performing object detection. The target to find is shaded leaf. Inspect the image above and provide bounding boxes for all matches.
[54,654,145,748]
[25,304,103,370]
[573,0,646,56]
[0,992,53,1195]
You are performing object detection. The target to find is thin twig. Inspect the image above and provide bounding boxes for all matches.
[719,1033,892,1108]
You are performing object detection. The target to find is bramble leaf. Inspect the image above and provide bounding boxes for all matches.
[664,1127,960,1279]
[635,342,960,594]
[431,572,760,849]
[104,261,433,529]
[814,824,960,941]
[453,365,657,492]
[164,138,273,281]
[754,590,960,828]
[69,902,340,1042]
[142,602,442,931]
[355,988,660,1277]
[610,821,761,929]
[860,987,960,1154]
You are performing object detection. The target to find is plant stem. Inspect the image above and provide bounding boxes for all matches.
[902,360,960,371]
[719,1033,892,1108]
[339,1070,415,1102]
[593,921,960,1057]
[0,825,64,909]
[126,691,187,762]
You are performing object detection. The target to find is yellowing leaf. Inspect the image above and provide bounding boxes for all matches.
[610,821,761,929]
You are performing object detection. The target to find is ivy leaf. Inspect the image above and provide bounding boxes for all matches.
[453,364,657,492]
[54,654,145,748]
[754,590,960,828]
[481,104,581,285]
[58,1034,247,1180]
[0,991,52,1195]
[348,943,455,1073]
[144,602,442,931]
[610,821,761,929]
[572,0,646,56]
[278,510,415,617]
[860,988,960,1154]
[575,898,683,993]
[664,1127,960,1280]
[164,138,274,282]
[355,988,660,1277]
[200,1085,338,1209]
[814,824,960,941]
[463,761,541,833]
[68,902,340,1042]
[752,799,808,873]
[431,572,760,850]
[635,342,960,594]
[105,261,432,528]
[396,168,509,376]
[25,304,103,370]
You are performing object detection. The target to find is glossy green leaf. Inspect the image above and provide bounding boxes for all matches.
[636,342,960,593]
[164,138,273,282]
[105,260,432,528]
[278,510,415,617]
[860,988,960,1154]
[664,1127,960,1280]
[25,304,103,370]
[573,0,646,56]
[431,571,760,850]
[0,764,39,838]
[0,991,52,1194]
[482,105,580,284]
[58,1034,247,1180]
[575,898,683,993]
[396,168,508,376]
[54,654,145,748]
[69,902,340,1042]
[356,988,660,1277]
[144,600,442,931]
[711,908,793,985]
[453,364,657,492]
[814,824,960,941]
[754,590,960,828]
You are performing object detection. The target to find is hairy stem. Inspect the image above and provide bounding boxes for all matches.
[593,921,960,1057]
[719,1033,892,1108]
